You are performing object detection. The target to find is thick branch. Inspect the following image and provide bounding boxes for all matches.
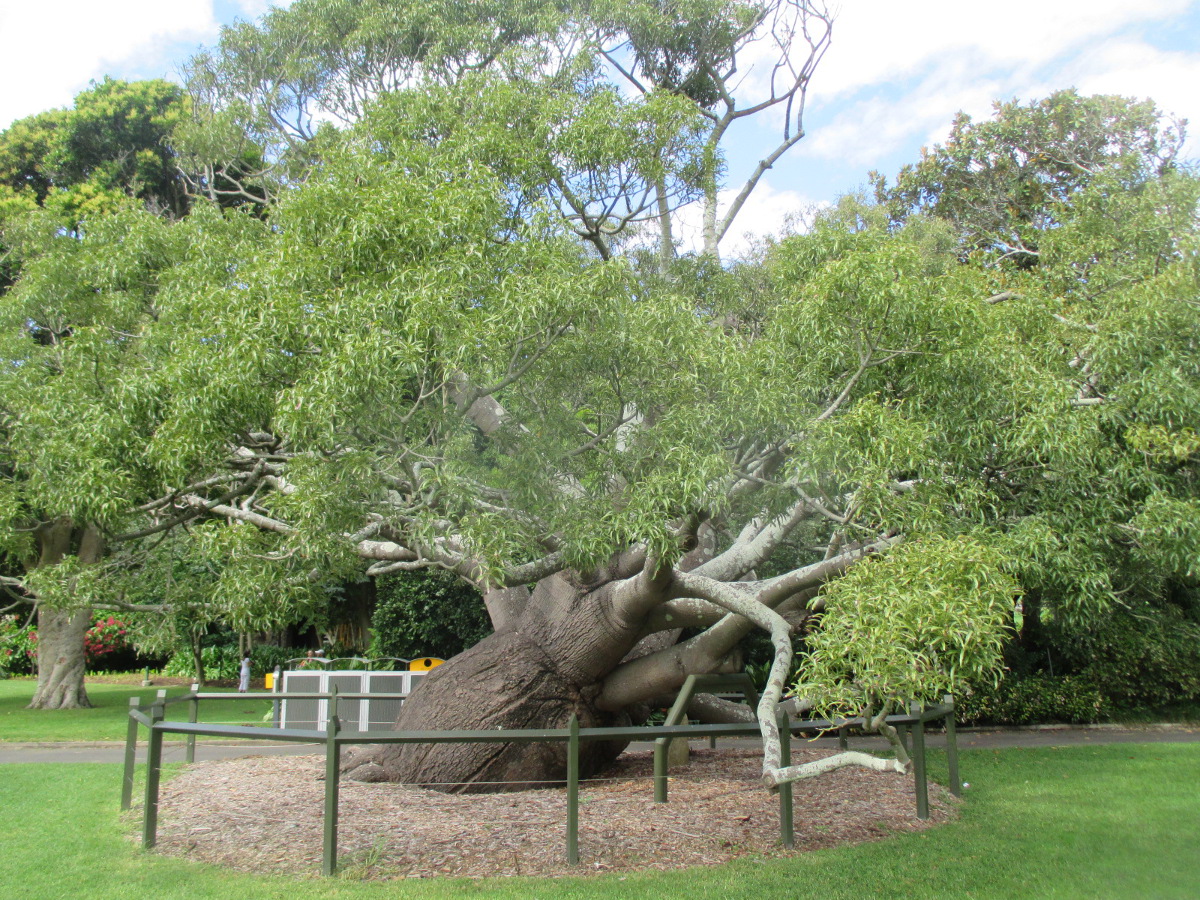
[187,497,293,534]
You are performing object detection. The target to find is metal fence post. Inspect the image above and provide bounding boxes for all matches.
[910,700,929,820]
[186,684,199,764]
[837,723,848,750]
[943,694,961,797]
[121,696,140,811]
[272,665,282,727]
[653,738,669,803]
[566,713,580,865]
[142,698,164,849]
[778,708,794,849]
[653,673,698,804]
[322,686,341,876]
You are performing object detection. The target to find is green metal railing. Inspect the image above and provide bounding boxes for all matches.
[122,686,961,875]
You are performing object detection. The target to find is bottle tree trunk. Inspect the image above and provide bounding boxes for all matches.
[343,532,776,792]
[26,520,103,710]
[344,572,653,790]
[342,509,883,793]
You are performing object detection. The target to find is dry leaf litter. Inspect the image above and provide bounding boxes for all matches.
[142,746,955,879]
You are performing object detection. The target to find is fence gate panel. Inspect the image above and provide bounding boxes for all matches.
[363,673,406,731]
[328,673,363,730]
[281,670,426,732]
[281,672,323,730]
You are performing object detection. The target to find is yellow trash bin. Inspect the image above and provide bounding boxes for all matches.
[264,672,274,690]
[409,657,445,672]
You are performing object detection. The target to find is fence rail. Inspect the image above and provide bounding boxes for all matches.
[122,686,961,876]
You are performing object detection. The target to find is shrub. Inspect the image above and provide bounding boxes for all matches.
[1,614,142,676]
[83,616,131,668]
[369,570,491,661]
[958,673,1109,725]
[163,642,304,683]
[1066,607,1200,709]
[252,644,298,674]
[0,615,36,677]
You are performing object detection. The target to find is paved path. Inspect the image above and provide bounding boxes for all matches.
[1,723,1196,764]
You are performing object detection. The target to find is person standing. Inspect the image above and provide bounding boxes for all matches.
[238,654,251,692]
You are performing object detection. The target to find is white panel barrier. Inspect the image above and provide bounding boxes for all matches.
[280,670,427,732]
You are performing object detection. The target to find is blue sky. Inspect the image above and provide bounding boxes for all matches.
[2,0,1197,254]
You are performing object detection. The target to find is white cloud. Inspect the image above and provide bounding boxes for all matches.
[0,1,297,130]
[671,181,828,259]
[1063,38,1200,152]
[0,0,219,127]
[813,0,1193,102]
[232,0,280,15]
[801,59,1015,166]
[792,1,1200,166]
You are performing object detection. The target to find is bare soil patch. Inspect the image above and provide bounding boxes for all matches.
[147,746,955,879]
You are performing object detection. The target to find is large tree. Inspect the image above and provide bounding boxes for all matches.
[17,96,1194,791]
[5,2,1197,794]
[178,0,831,265]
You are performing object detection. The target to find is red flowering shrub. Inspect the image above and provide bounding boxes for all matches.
[83,616,130,666]
[0,615,37,676]
[0,615,132,674]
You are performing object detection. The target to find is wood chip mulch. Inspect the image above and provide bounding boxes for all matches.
[142,747,956,879]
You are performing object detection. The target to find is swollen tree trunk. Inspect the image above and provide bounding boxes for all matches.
[26,520,104,710]
[342,517,895,792]
[28,607,93,710]
[343,573,650,790]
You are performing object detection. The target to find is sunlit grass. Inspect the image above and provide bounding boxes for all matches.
[0,679,273,742]
[1,744,1196,899]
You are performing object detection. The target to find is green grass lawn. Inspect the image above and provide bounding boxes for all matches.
[0,678,274,742]
[1,744,1197,899]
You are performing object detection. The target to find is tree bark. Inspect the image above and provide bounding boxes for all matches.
[341,510,893,791]
[192,630,207,687]
[26,520,103,710]
[27,607,93,710]
[343,628,631,791]
[343,568,675,789]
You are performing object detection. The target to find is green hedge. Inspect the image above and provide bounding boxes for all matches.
[369,570,491,661]
[958,673,1109,726]
[1067,608,1200,709]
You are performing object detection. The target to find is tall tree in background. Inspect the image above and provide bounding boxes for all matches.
[178,0,831,264]
[0,79,192,708]
[0,78,191,225]
[872,90,1185,265]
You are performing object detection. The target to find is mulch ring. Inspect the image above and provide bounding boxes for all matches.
[144,747,956,879]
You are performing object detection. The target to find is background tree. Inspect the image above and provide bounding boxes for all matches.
[0,77,264,708]
[0,205,173,707]
[0,79,191,225]
[871,89,1185,265]
[873,92,1200,715]
[178,0,831,265]
[369,571,491,661]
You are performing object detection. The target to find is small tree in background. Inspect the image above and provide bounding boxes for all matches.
[369,571,492,661]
